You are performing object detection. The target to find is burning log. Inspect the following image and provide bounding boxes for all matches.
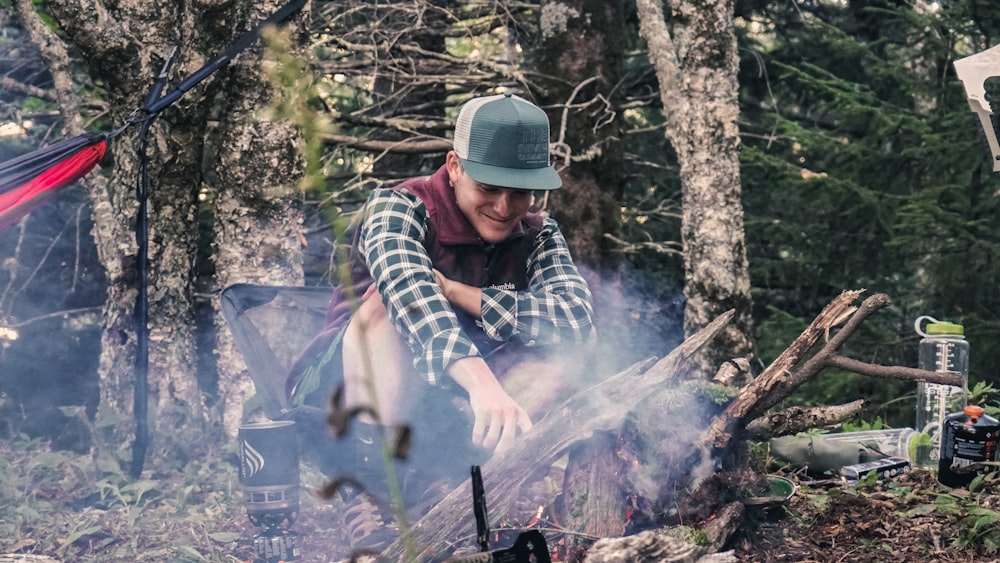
[381,311,736,561]
[380,290,957,562]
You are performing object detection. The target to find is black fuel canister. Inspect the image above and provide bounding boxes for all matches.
[938,405,1000,489]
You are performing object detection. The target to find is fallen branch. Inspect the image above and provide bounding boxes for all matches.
[705,291,964,450]
[745,400,866,440]
[581,501,743,563]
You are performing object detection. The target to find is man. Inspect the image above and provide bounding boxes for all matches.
[287,93,595,552]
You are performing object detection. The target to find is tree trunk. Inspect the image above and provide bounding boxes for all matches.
[211,1,308,437]
[635,0,753,377]
[40,0,306,464]
[534,0,627,271]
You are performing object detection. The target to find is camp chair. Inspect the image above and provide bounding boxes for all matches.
[219,283,333,421]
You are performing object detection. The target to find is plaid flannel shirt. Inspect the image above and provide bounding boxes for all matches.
[359,187,594,385]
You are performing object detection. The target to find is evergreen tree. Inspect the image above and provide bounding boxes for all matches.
[737,0,1000,422]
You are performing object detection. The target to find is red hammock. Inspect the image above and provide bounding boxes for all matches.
[0,133,107,231]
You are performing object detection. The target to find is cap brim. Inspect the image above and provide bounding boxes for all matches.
[461,158,562,191]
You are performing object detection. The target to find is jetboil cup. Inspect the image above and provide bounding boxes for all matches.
[914,316,969,468]
[938,405,999,489]
[238,420,301,562]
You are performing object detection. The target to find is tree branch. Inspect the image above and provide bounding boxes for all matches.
[12,0,84,134]
[0,75,56,101]
[704,291,960,450]
[826,355,964,386]
[321,134,452,154]
[634,0,682,129]
[746,400,866,440]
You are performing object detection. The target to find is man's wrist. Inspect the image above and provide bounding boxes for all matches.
[447,356,495,393]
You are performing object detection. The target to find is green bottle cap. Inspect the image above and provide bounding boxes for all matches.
[926,321,964,336]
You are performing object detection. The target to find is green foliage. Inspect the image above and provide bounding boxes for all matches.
[910,476,1000,554]
[264,27,334,196]
[738,0,1000,419]
[0,431,251,561]
[841,417,888,432]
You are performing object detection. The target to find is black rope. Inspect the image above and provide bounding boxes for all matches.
[146,0,307,116]
[130,46,176,480]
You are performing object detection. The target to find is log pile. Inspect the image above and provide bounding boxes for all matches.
[377,291,963,562]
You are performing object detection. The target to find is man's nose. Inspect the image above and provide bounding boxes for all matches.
[493,191,511,215]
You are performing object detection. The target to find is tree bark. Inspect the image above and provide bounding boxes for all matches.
[39,0,306,462]
[635,0,753,377]
[210,2,307,438]
[745,400,866,439]
[534,0,627,271]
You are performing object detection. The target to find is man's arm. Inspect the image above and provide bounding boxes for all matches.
[359,188,481,386]
[478,218,594,345]
[447,356,532,452]
[359,189,534,451]
[434,267,481,317]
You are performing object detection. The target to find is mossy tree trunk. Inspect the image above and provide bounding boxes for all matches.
[34,0,306,466]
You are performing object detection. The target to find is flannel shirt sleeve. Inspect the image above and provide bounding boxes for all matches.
[479,217,594,345]
[358,188,480,385]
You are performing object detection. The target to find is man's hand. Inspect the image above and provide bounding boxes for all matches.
[433,268,482,318]
[447,356,533,452]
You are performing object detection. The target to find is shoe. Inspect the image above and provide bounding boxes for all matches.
[341,490,398,554]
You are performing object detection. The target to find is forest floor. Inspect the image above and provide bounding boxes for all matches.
[2,434,1000,562]
[289,465,1000,563]
[730,469,1000,563]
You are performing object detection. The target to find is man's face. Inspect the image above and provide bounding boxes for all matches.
[450,160,534,244]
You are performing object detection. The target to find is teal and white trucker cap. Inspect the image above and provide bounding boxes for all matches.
[453,93,562,191]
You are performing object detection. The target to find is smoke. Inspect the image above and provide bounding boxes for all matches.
[0,189,103,449]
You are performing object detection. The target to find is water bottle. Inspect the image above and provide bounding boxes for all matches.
[914,316,970,467]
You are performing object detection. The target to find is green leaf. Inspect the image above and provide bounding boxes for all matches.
[208,531,242,543]
[59,525,102,552]
[906,503,937,516]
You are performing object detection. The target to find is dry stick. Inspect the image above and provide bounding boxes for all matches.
[760,293,962,417]
[705,291,963,450]
[703,289,863,449]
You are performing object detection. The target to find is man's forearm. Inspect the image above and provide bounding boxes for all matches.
[435,268,482,318]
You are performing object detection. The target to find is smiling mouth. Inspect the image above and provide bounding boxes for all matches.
[483,214,512,225]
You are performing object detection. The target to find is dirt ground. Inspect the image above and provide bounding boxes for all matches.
[285,466,1000,563]
[729,469,1000,562]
